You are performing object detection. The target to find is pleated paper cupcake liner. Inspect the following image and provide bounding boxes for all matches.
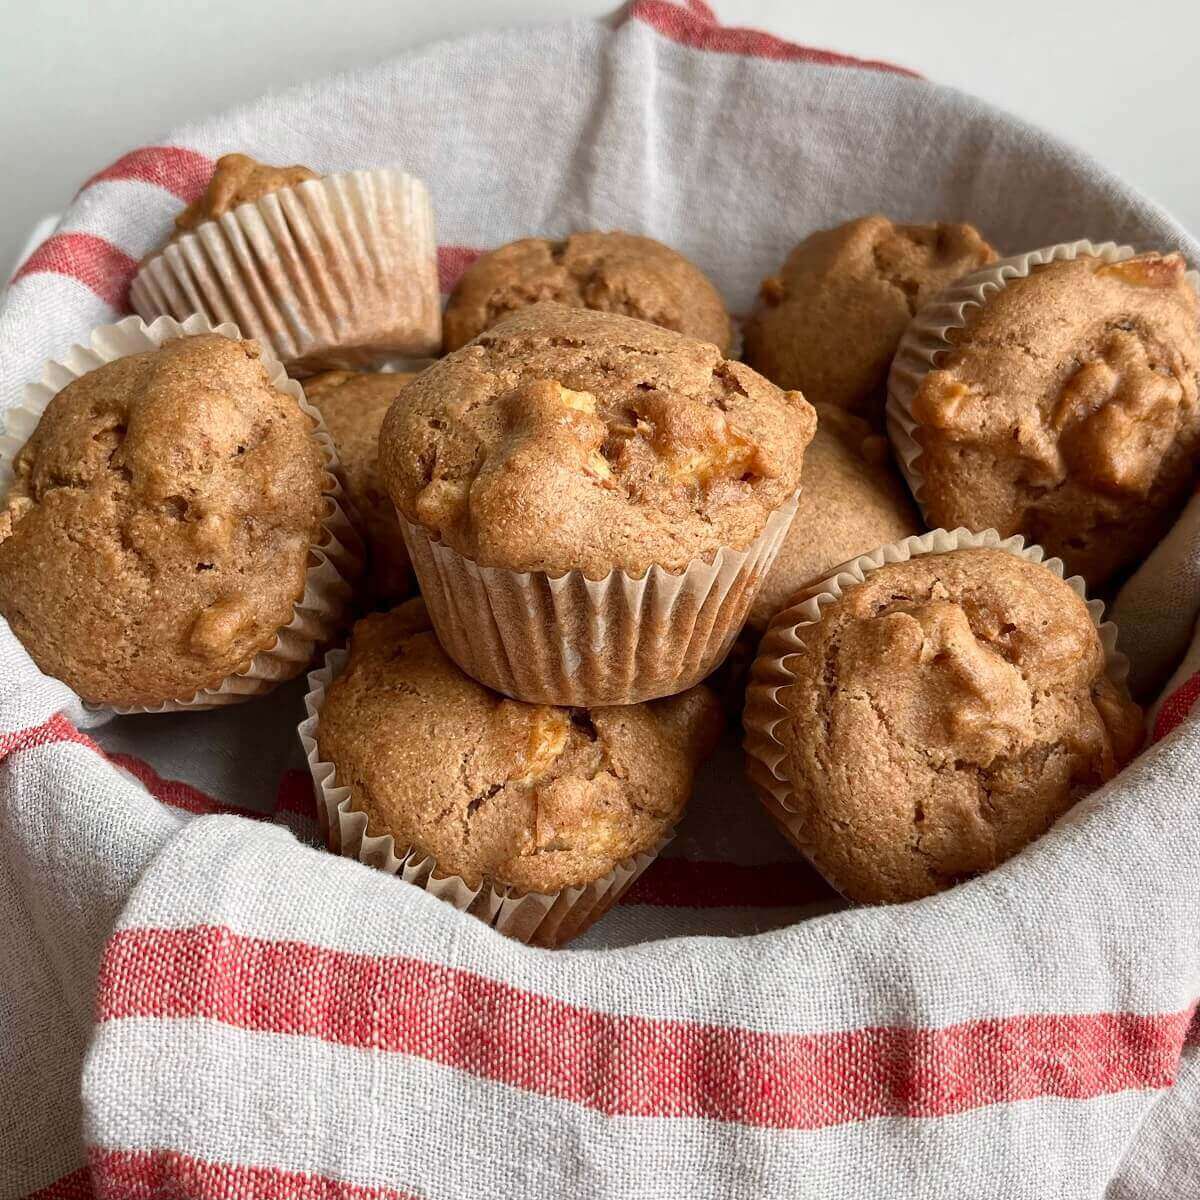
[130,169,441,373]
[885,239,1200,512]
[398,492,800,707]
[0,313,363,714]
[299,649,668,947]
[742,527,1131,849]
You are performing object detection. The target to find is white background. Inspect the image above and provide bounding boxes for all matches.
[1,0,1197,276]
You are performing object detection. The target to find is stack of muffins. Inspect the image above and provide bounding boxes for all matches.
[4,153,1197,945]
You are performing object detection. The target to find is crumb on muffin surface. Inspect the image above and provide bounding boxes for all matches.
[380,303,816,578]
[0,334,326,706]
[316,599,724,893]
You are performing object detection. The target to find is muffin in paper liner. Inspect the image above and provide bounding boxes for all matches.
[742,526,1132,878]
[130,169,440,374]
[397,491,800,707]
[299,648,669,947]
[0,313,363,715]
[885,238,1200,511]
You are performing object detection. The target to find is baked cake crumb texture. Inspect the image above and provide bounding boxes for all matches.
[771,548,1142,904]
[381,303,816,577]
[317,599,724,894]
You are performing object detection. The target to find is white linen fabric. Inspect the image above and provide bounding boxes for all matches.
[2,4,1199,1197]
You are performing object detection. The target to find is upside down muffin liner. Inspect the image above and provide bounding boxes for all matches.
[0,313,363,715]
[397,492,800,707]
[885,239,1200,514]
[299,649,670,947]
[742,527,1132,885]
[129,168,441,373]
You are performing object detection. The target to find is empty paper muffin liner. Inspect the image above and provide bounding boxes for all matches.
[299,649,669,947]
[885,239,1200,513]
[0,313,363,715]
[397,492,800,707]
[742,527,1132,873]
[130,168,441,373]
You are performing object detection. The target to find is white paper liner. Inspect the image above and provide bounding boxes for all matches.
[130,169,441,373]
[398,492,800,707]
[886,239,1200,511]
[299,648,669,947]
[743,527,1133,840]
[0,313,363,714]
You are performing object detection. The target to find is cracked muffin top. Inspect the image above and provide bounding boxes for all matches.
[442,231,733,354]
[0,334,326,707]
[906,253,1200,587]
[746,403,922,632]
[306,369,417,604]
[743,215,997,422]
[765,548,1142,904]
[172,152,319,236]
[380,303,816,577]
[317,599,723,893]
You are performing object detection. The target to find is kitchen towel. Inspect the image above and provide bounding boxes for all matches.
[3,3,1200,1196]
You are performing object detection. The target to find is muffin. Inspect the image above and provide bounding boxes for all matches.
[308,599,723,945]
[170,153,319,234]
[745,403,922,633]
[888,248,1200,587]
[744,540,1142,905]
[442,231,732,354]
[130,152,440,372]
[0,328,350,710]
[306,369,417,605]
[380,303,816,705]
[742,215,997,421]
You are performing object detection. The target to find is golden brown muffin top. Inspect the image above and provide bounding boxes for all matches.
[909,253,1200,587]
[306,370,417,604]
[173,152,319,233]
[442,231,733,354]
[0,335,326,707]
[746,403,921,632]
[318,599,723,893]
[380,304,816,577]
[767,548,1142,904]
[743,214,997,421]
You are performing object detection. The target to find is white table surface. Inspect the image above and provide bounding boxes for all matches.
[2,0,1198,278]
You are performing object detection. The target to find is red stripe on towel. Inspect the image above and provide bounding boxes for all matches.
[0,712,92,761]
[684,0,717,22]
[24,1167,95,1200]
[1154,670,1200,742]
[436,245,483,293]
[107,752,260,819]
[275,768,320,819]
[623,2,922,76]
[97,924,1194,1130]
[79,146,213,203]
[0,713,259,819]
[10,233,137,308]
[90,1148,418,1200]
